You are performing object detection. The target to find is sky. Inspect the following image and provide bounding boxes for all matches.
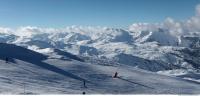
[0,0,200,28]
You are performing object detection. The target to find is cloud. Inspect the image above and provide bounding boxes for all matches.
[129,4,200,37]
[0,27,13,34]
[163,17,183,36]
[195,4,200,17]
[1,4,200,38]
[129,23,161,32]
[14,26,64,37]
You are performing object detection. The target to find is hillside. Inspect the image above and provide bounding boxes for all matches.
[0,43,200,94]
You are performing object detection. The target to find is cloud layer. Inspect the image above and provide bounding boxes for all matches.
[0,4,200,38]
[129,4,200,37]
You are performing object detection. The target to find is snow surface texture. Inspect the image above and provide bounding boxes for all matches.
[0,43,200,94]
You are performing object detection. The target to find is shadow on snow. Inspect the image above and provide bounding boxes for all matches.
[0,43,88,82]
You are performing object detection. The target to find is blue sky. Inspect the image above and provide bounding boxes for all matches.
[0,0,199,28]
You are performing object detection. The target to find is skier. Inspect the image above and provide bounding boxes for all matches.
[176,41,179,46]
[82,91,86,95]
[113,72,118,78]
[83,80,86,88]
[5,57,8,63]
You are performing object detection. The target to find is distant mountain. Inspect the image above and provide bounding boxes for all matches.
[0,26,200,75]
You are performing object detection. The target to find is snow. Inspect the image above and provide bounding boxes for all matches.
[0,43,200,94]
[0,26,199,74]
[1,58,200,94]
[1,3,200,94]
[0,22,200,94]
[27,46,54,54]
[157,69,189,76]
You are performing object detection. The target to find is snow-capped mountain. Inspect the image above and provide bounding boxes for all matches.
[0,26,200,74]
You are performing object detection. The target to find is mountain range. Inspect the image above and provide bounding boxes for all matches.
[0,25,200,94]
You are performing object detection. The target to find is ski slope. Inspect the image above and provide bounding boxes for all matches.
[0,43,200,94]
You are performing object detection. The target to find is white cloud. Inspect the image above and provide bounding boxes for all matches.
[163,17,183,36]
[129,4,200,37]
[14,26,64,37]
[1,4,200,38]
[0,27,13,34]
[129,23,161,32]
[195,4,200,17]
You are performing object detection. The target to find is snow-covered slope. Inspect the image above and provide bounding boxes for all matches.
[0,43,200,94]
